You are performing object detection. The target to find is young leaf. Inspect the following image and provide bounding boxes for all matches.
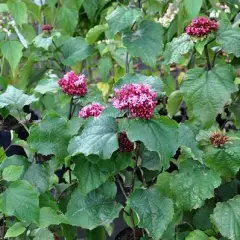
[66,182,122,230]
[61,37,94,66]
[5,222,26,238]
[1,180,39,224]
[2,165,24,182]
[33,228,55,240]
[186,230,213,240]
[167,90,183,116]
[164,33,194,64]
[1,41,23,75]
[170,160,221,211]
[68,116,119,159]
[56,7,78,35]
[184,0,203,19]
[122,20,164,67]
[7,0,27,25]
[181,65,237,126]
[0,85,38,109]
[127,187,174,239]
[39,207,68,228]
[120,117,178,168]
[106,6,143,35]
[217,19,240,58]
[86,24,108,44]
[211,195,240,240]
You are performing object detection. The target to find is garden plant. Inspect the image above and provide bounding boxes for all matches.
[0,0,240,239]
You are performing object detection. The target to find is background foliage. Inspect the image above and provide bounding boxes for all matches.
[0,0,240,239]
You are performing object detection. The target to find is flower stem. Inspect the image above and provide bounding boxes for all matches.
[204,45,211,70]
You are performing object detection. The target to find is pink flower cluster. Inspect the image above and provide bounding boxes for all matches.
[186,17,218,37]
[113,83,157,119]
[118,132,134,152]
[79,103,105,119]
[58,71,88,96]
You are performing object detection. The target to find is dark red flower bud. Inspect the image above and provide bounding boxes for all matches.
[210,132,229,147]
[118,132,134,152]
[42,24,53,32]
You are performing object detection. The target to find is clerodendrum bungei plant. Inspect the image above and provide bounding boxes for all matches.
[0,0,240,239]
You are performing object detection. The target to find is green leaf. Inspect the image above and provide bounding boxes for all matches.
[170,160,221,211]
[181,65,237,126]
[83,0,109,22]
[217,19,240,57]
[0,147,6,162]
[33,33,53,50]
[2,165,24,182]
[28,114,74,161]
[61,37,94,66]
[56,7,78,35]
[73,153,131,195]
[86,24,108,44]
[33,228,54,240]
[140,144,162,171]
[114,73,164,97]
[99,56,112,82]
[34,78,60,94]
[23,163,49,193]
[204,143,240,177]
[122,20,164,67]
[1,180,39,223]
[193,206,213,230]
[184,0,203,19]
[0,155,29,171]
[68,116,119,159]
[127,187,174,239]
[1,41,23,75]
[186,230,212,240]
[211,195,240,240]
[39,207,68,228]
[7,0,27,25]
[106,6,143,35]
[0,3,8,12]
[5,222,26,238]
[120,117,178,168]
[178,124,203,161]
[0,85,38,109]
[167,90,183,116]
[164,33,194,64]
[66,182,122,230]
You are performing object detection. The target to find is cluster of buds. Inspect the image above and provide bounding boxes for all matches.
[58,71,88,96]
[158,3,179,28]
[0,14,12,37]
[118,132,134,152]
[42,24,53,33]
[210,131,230,148]
[186,17,218,38]
[113,83,157,119]
[79,103,105,119]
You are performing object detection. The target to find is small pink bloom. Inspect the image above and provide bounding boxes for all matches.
[185,17,218,38]
[112,83,157,119]
[58,71,88,96]
[79,103,105,119]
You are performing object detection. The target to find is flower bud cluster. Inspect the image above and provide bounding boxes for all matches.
[79,103,105,119]
[186,17,218,38]
[113,83,157,119]
[118,132,134,152]
[158,3,179,28]
[58,71,88,96]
